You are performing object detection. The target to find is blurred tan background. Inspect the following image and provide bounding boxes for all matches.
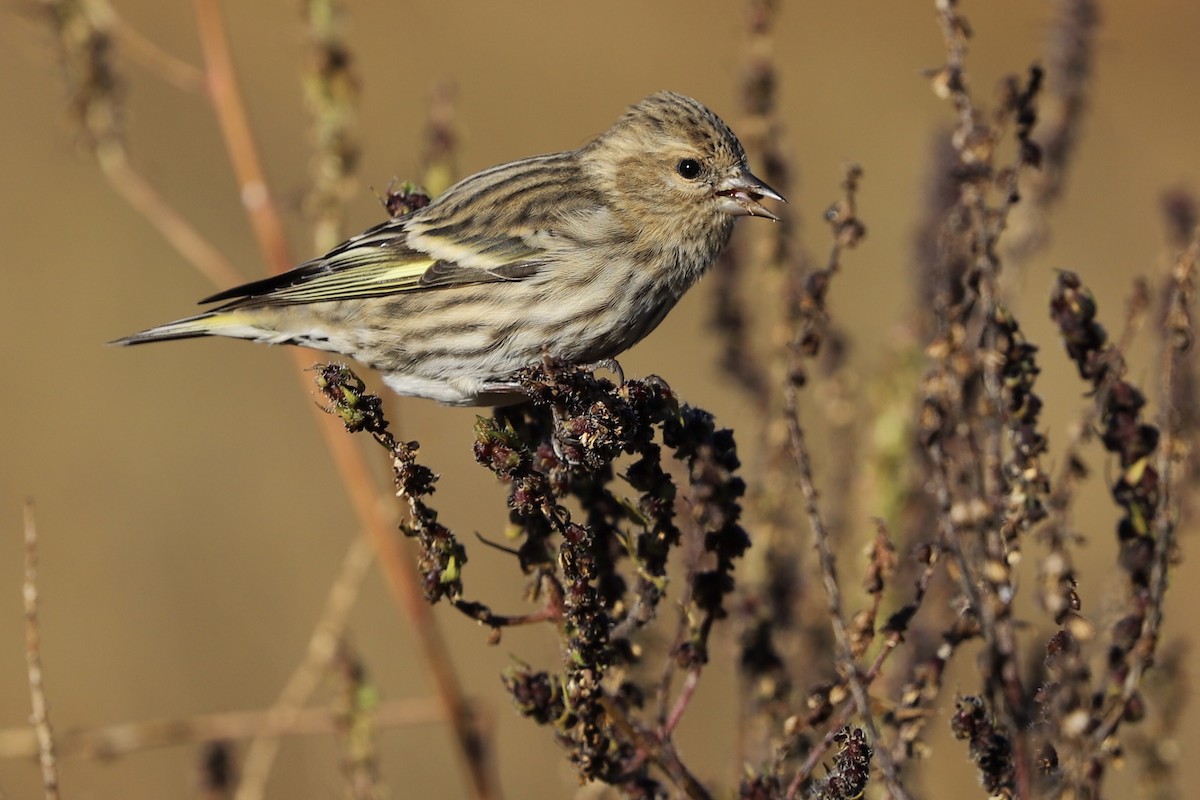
[3,1,1199,797]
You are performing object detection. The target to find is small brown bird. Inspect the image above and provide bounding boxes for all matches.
[116,91,784,405]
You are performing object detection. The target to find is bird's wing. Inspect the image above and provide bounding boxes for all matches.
[201,216,547,308]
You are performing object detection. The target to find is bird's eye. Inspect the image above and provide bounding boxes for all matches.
[676,158,702,180]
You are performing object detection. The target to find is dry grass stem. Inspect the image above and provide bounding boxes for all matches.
[0,698,445,761]
[234,534,375,800]
[23,499,60,800]
[189,4,496,796]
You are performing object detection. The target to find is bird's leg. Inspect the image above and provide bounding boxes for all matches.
[538,353,566,410]
[537,351,582,464]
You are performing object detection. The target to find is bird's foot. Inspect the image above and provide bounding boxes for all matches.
[584,358,625,385]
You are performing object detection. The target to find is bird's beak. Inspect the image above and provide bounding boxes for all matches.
[716,168,786,221]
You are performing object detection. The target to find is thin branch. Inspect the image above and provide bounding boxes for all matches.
[188,4,496,797]
[0,699,444,761]
[925,5,1044,794]
[1092,230,1199,746]
[23,499,60,800]
[781,169,908,800]
[782,410,909,800]
[42,0,243,289]
[598,694,714,800]
[191,0,291,273]
[111,12,206,91]
[791,532,940,785]
[96,147,246,288]
[661,667,701,738]
[234,534,374,800]
[301,0,360,254]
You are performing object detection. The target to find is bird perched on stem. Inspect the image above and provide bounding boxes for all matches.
[116,90,784,405]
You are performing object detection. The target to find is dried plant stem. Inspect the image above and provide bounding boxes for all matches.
[796,636,903,783]
[1093,231,1198,746]
[96,146,246,288]
[771,168,901,799]
[1005,0,1099,259]
[779,168,909,798]
[598,695,714,800]
[111,13,206,91]
[189,3,495,797]
[296,353,497,800]
[927,4,1041,793]
[23,499,60,800]
[45,0,244,291]
[782,410,910,800]
[661,667,701,738]
[979,283,1035,800]
[235,534,375,800]
[0,699,444,761]
[930,438,1035,798]
[794,537,940,783]
[302,0,359,254]
[192,0,290,271]
[654,516,702,734]
[934,0,976,132]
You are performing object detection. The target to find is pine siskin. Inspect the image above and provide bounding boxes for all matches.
[115,91,784,405]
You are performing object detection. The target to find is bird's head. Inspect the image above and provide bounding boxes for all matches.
[583,91,786,229]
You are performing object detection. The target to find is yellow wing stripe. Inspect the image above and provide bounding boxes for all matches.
[264,257,436,303]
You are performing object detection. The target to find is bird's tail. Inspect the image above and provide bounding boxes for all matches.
[112,310,260,346]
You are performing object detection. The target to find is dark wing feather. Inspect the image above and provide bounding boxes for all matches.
[199,216,548,308]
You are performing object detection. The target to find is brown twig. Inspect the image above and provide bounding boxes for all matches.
[661,667,702,738]
[597,694,714,800]
[301,0,360,255]
[925,5,1048,794]
[97,149,246,288]
[653,488,703,736]
[1091,230,1198,746]
[191,0,290,271]
[1039,279,1150,627]
[783,410,909,800]
[110,11,206,91]
[780,169,910,800]
[1005,0,1099,259]
[188,4,496,797]
[23,499,60,800]
[791,540,940,785]
[42,0,244,288]
[234,534,375,800]
[0,698,445,761]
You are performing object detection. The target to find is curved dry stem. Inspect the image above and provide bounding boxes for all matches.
[111,12,206,91]
[189,3,497,797]
[782,407,910,800]
[191,0,291,272]
[96,146,245,288]
[235,534,375,800]
[1092,230,1199,747]
[0,699,445,761]
[597,694,714,800]
[23,499,60,800]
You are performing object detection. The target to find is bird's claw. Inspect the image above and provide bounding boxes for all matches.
[586,358,625,385]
